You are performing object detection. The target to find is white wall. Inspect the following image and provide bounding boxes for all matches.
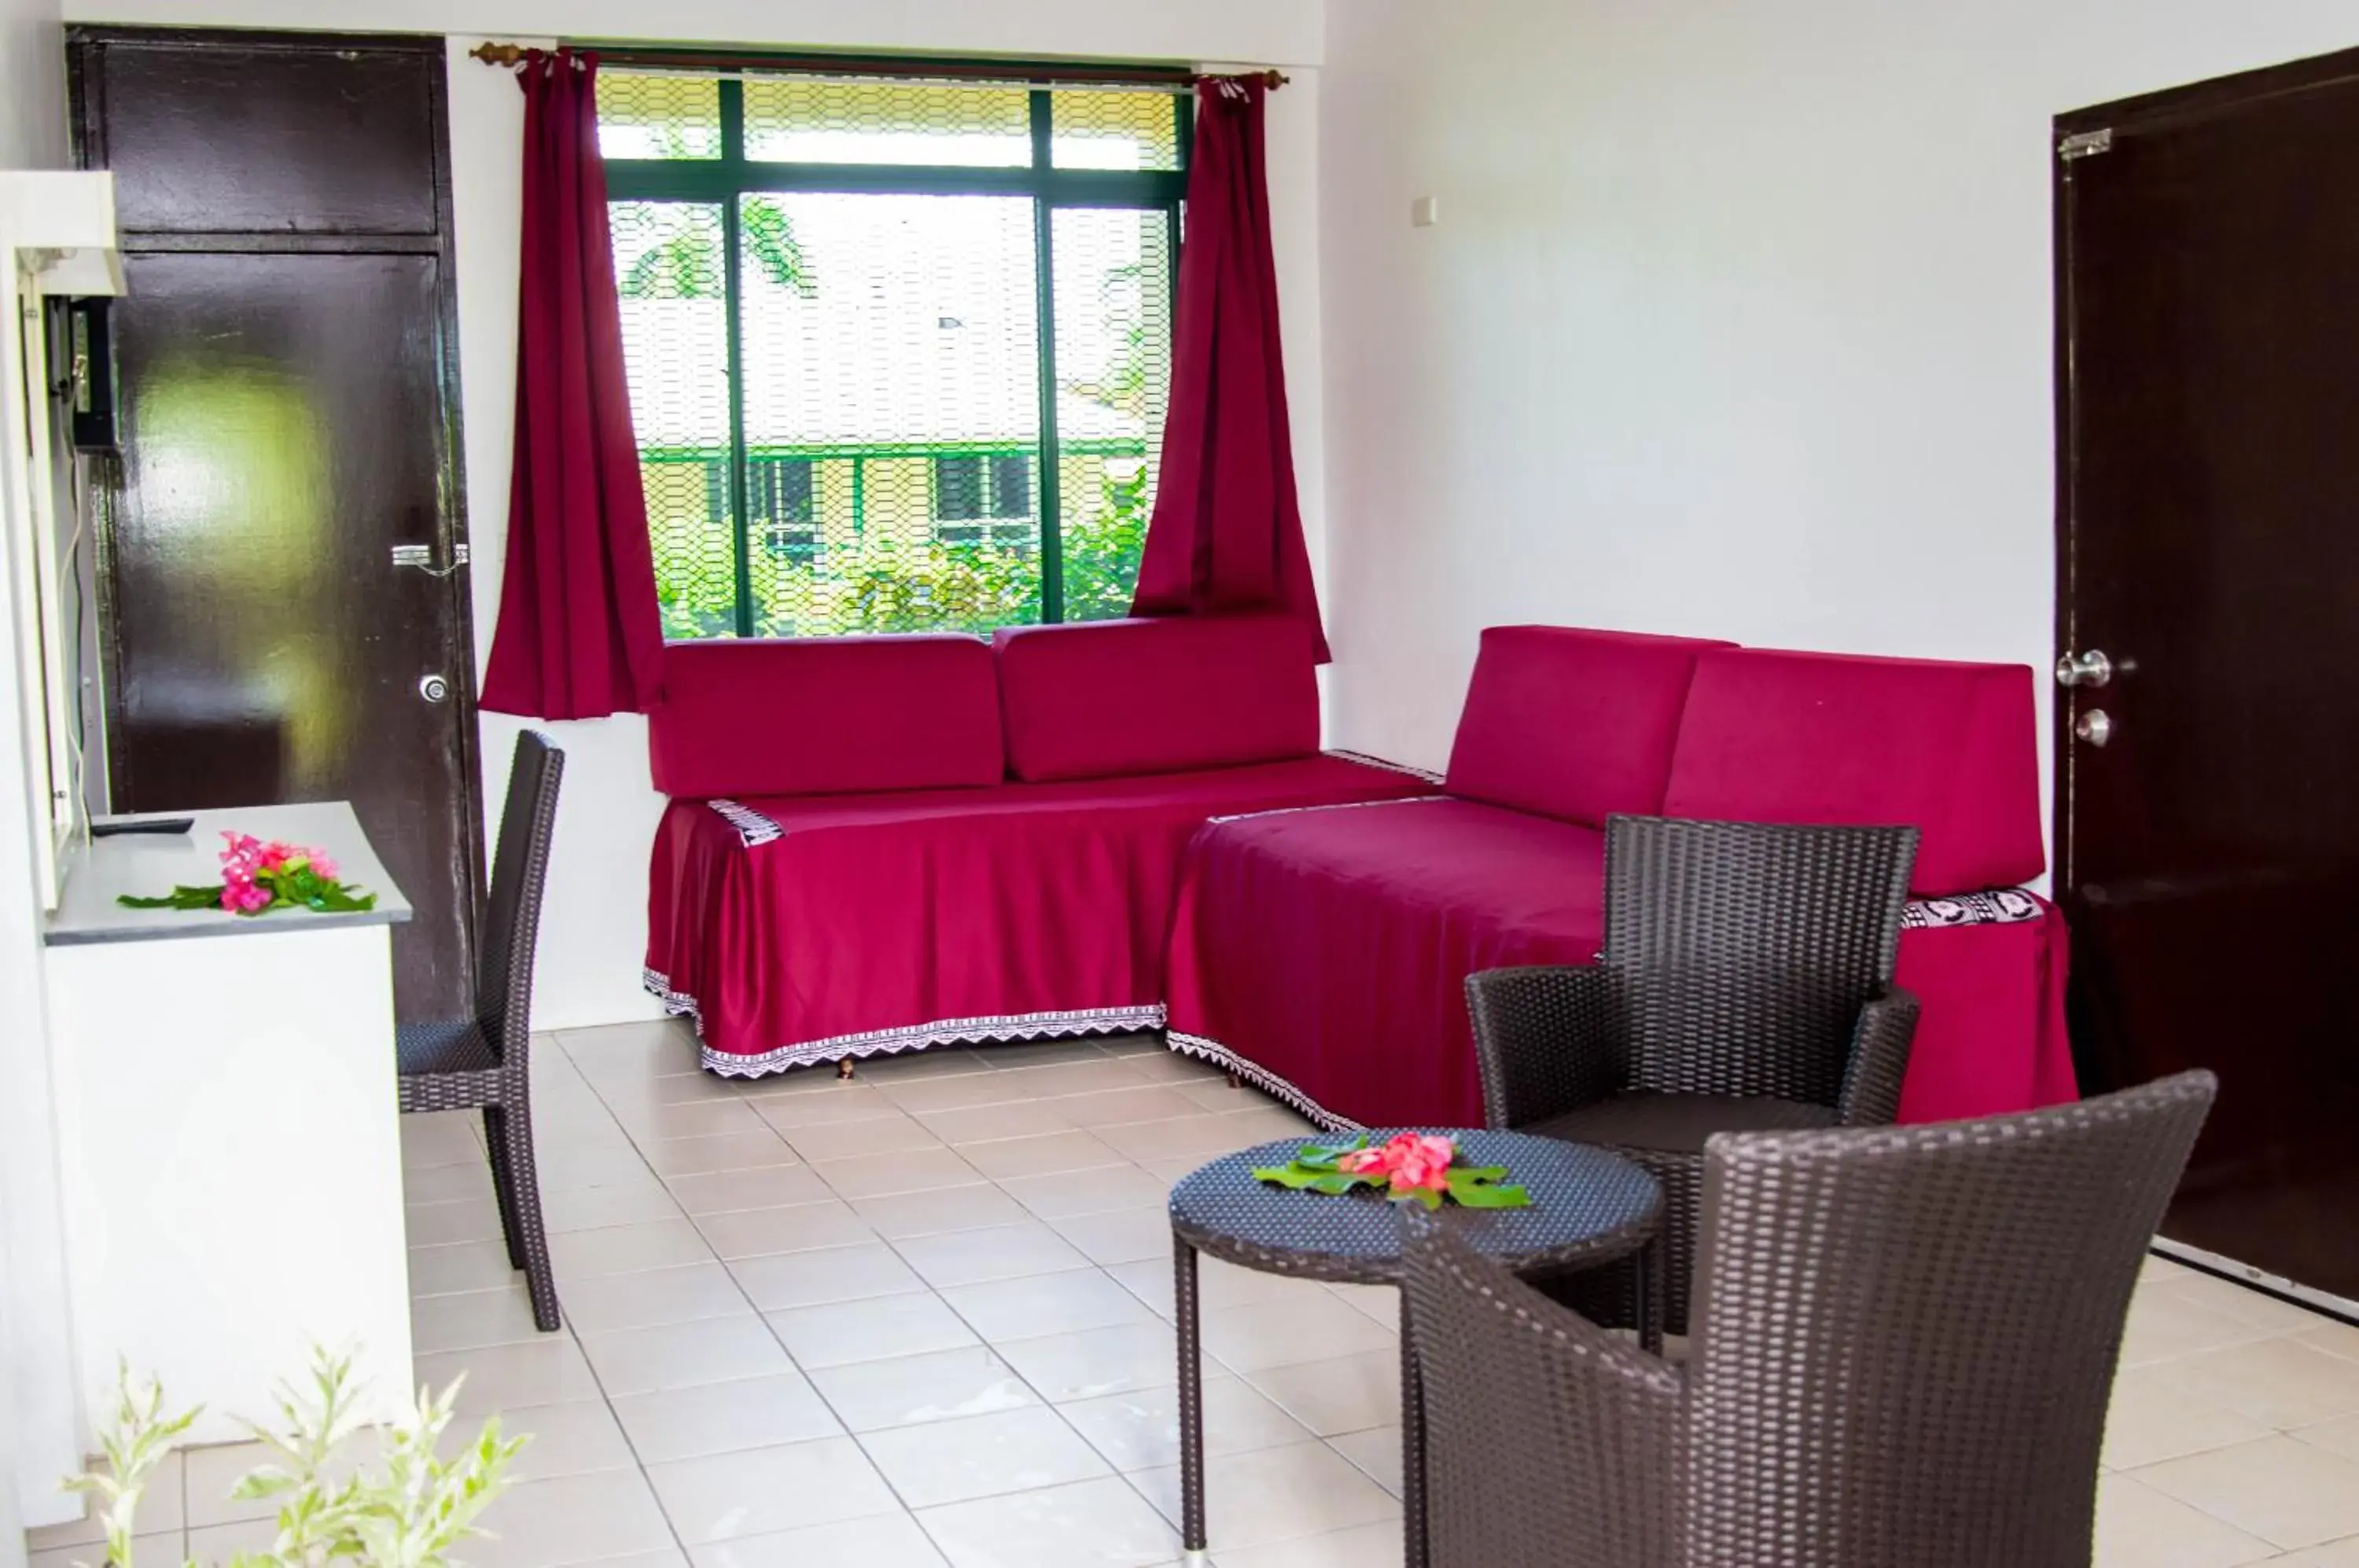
[0,0,74,1553]
[1318,0,2359,793]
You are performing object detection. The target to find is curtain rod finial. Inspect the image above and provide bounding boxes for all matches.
[470,41,528,68]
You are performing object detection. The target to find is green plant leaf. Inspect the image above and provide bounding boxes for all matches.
[116,884,225,911]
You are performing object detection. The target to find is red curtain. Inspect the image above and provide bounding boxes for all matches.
[480,49,665,720]
[1131,79,1329,661]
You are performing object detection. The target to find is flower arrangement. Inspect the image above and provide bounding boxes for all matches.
[1252,1132,1532,1211]
[118,832,377,918]
[64,1349,522,1568]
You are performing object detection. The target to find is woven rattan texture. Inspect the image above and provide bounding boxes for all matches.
[1168,1131,1661,1285]
[1467,815,1921,1332]
[396,731,566,1331]
[1401,1071,2215,1568]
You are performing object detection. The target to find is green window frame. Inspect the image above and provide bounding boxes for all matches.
[605,61,1190,638]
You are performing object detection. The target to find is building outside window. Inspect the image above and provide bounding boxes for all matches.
[597,64,1185,639]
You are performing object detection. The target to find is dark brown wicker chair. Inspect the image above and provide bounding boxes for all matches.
[1400,1070,2217,1568]
[397,730,565,1331]
[1467,815,1921,1332]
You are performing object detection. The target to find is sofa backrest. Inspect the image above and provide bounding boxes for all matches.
[1662,646,2043,894]
[1444,626,1735,827]
[993,613,1320,783]
[646,635,1004,799]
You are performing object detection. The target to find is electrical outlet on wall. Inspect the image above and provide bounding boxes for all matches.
[1411,196,1441,228]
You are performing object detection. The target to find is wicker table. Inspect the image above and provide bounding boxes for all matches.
[1167,1130,1662,1568]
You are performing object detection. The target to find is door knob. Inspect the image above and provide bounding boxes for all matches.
[2074,709,2113,747]
[418,673,451,704]
[2056,649,2114,688]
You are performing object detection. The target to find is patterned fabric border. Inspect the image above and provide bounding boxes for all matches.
[708,798,783,848]
[1206,794,1452,828]
[1901,888,2043,929]
[1165,1030,1367,1133]
[642,969,1164,1077]
[1323,748,1446,784]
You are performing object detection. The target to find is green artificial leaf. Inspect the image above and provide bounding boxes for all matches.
[117,884,227,911]
[1405,1185,1444,1211]
[1444,1166,1533,1209]
[1250,1162,1371,1195]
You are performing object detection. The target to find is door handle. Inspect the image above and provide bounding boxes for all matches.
[2074,709,2113,747]
[2056,649,2114,688]
[418,673,451,704]
[392,542,472,579]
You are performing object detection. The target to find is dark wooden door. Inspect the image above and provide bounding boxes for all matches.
[72,30,481,1021]
[2056,47,2359,1304]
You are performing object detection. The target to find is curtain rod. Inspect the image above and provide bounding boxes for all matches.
[465,42,1286,92]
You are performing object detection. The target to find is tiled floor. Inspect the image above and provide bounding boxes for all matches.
[29,1021,2359,1567]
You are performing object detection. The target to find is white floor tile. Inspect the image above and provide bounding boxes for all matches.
[697,1198,878,1260]
[858,1406,1112,1507]
[466,1469,679,1568]
[2132,1435,2359,1550]
[646,1436,902,1544]
[914,1474,1181,1568]
[1058,1376,1311,1473]
[808,1345,1040,1433]
[686,1511,951,1567]
[494,1398,640,1482]
[612,1371,844,1463]
[560,1261,753,1335]
[894,1222,1095,1289]
[729,1241,929,1311]
[417,1335,605,1414]
[995,1322,1180,1403]
[767,1293,984,1370]
[1132,1439,1399,1550]
[548,1217,717,1280]
[580,1315,798,1397]
[938,1268,1161,1343]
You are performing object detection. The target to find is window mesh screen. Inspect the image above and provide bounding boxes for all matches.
[1051,89,1183,171]
[1053,206,1171,620]
[610,201,738,640]
[596,73,722,160]
[744,77,1032,167]
[602,66,1182,639]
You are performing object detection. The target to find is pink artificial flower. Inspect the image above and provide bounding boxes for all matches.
[259,840,297,871]
[1337,1132,1457,1195]
[237,883,273,914]
[310,854,338,881]
[219,885,244,913]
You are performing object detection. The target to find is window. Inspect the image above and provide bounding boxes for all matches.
[600,64,1186,639]
[932,452,1036,549]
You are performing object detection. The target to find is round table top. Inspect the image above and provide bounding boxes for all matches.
[1168,1128,1662,1286]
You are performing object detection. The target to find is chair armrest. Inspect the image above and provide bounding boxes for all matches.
[1401,1210,1684,1568]
[1465,965,1625,1130]
[1837,983,1921,1126]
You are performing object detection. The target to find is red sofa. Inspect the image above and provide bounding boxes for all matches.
[642,613,1430,1076]
[1164,626,2078,1128]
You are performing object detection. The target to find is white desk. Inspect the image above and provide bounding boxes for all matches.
[42,801,415,1444]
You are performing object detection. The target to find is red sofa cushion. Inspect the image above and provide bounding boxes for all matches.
[1662,647,2044,894]
[1444,626,1735,826]
[993,614,1319,783]
[647,635,1003,799]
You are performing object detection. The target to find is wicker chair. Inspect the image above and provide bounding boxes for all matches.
[1400,1070,2217,1568]
[397,730,565,1331]
[1466,815,1921,1333]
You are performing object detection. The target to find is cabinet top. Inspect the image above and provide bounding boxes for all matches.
[43,801,414,947]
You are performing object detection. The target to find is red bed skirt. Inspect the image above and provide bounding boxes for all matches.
[645,756,1433,1076]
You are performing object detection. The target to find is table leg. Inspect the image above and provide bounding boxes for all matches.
[1400,1288,1429,1568]
[1175,1239,1209,1567]
[1636,1240,1665,1357]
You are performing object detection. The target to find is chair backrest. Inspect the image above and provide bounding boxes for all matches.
[478,730,564,1060]
[1601,815,1916,1105]
[1401,1213,1685,1568]
[1686,1071,2217,1567]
